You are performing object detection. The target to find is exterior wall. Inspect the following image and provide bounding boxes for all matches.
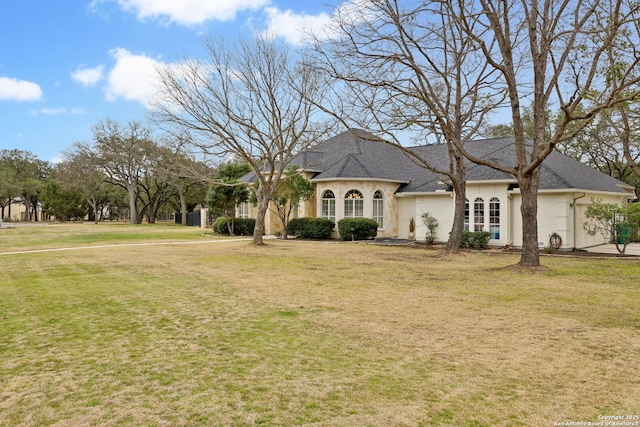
[245,176,630,246]
[315,180,402,238]
[412,193,455,242]
[511,191,626,249]
[397,196,416,239]
[2,201,43,222]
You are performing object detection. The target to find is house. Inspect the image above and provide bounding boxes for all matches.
[242,129,635,249]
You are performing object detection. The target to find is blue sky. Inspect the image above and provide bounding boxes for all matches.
[0,0,342,163]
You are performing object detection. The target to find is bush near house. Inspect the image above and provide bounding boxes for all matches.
[212,217,256,236]
[287,217,335,239]
[460,231,491,249]
[337,218,379,241]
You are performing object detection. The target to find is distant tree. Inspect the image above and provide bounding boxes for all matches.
[40,180,88,221]
[0,149,50,221]
[156,141,212,226]
[0,152,22,219]
[57,145,111,224]
[152,34,330,245]
[80,119,154,223]
[205,163,251,235]
[269,166,314,239]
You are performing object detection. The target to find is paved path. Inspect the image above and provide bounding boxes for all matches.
[0,237,253,256]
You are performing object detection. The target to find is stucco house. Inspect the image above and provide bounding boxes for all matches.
[242,129,635,249]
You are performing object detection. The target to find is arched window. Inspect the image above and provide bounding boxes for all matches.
[344,190,364,218]
[464,198,470,231]
[321,190,335,222]
[474,197,484,232]
[373,190,384,228]
[489,197,500,239]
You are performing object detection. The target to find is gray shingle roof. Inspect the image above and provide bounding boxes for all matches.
[244,129,634,196]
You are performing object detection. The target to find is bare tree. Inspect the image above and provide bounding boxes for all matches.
[58,146,110,224]
[441,0,640,266]
[313,0,505,251]
[155,143,212,226]
[86,119,155,224]
[151,34,330,245]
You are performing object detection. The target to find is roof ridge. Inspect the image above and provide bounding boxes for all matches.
[336,154,371,177]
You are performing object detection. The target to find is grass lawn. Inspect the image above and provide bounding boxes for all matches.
[1,223,639,426]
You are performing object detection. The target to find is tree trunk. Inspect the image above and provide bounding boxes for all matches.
[253,194,270,245]
[448,181,466,252]
[127,185,138,224]
[92,199,99,224]
[518,170,541,267]
[179,189,187,226]
[148,208,157,224]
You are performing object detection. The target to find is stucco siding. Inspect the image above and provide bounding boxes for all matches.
[315,180,401,237]
[414,194,454,243]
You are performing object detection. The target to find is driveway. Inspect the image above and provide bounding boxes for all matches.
[585,243,640,256]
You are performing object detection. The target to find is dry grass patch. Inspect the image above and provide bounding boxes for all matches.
[1,224,640,426]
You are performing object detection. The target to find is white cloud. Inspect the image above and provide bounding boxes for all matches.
[263,1,373,45]
[0,77,43,101]
[71,65,105,87]
[104,47,165,107]
[264,7,332,45]
[31,108,67,116]
[29,107,85,116]
[116,0,270,25]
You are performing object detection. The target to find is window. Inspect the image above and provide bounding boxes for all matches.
[237,201,249,219]
[474,197,484,231]
[489,197,500,239]
[464,199,470,231]
[373,190,384,228]
[321,190,335,222]
[344,190,364,218]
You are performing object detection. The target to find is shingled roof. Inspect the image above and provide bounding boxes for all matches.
[245,129,634,196]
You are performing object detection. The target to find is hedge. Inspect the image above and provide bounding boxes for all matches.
[337,218,379,241]
[287,217,335,239]
[212,217,256,235]
[460,230,491,249]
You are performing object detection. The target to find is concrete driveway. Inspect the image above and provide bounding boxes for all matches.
[585,243,640,256]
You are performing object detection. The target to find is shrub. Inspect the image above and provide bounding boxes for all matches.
[212,217,256,235]
[287,217,335,239]
[337,218,379,241]
[460,231,491,249]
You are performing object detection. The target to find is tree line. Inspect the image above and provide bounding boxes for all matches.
[0,120,212,224]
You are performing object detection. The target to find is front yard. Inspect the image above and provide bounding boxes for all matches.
[1,224,639,426]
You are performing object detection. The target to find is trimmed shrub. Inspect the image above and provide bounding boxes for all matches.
[287,217,335,239]
[460,230,491,249]
[212,217,256,235]
[337,218,379,241]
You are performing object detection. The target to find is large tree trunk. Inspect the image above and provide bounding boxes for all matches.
[127,185,138,224]
[518,169,541,267]
[448,180,466,253]
[253,194,271,245]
